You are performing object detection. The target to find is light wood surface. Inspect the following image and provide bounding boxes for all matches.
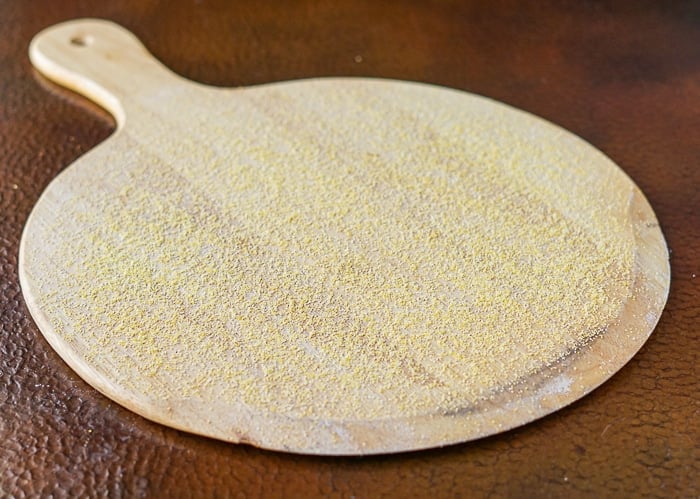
[19,19,670,455]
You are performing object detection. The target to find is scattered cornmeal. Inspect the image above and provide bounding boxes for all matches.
[27,79,634,416]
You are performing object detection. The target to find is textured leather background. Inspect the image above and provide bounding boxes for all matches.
[1,0,698,496]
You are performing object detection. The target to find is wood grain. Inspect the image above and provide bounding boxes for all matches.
[18,19,670,456]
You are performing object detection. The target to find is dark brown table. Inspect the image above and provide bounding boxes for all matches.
[2,1,698,496]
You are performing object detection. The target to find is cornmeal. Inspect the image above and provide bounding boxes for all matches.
[30,80,636,421]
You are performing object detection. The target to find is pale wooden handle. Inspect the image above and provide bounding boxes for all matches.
[29,19,187,128]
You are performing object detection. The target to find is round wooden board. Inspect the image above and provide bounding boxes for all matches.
[19,19,670,455]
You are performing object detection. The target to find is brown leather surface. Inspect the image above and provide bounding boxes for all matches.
[1,0,698,496]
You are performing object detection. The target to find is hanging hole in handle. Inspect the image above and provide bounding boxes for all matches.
[70,34,94,47]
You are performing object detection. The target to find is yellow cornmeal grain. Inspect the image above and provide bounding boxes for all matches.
[35,80,635,421]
